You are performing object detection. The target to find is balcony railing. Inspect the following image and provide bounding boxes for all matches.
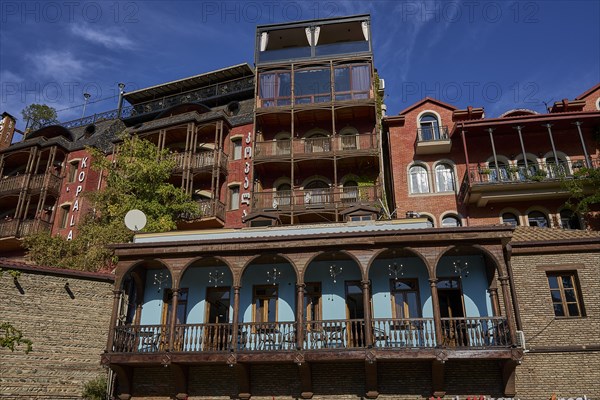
[440,317,511,348]
[42,76,254,129]
[253,186,380,211]
[110,317,511,354]
[179,199,226,222]
[0,219,52,239]
[0,172,62,196]
[171,151,228,173]
[254,134,378,160]
[417,126,449,142]
[0,175,27,194]
[372,318,436,348]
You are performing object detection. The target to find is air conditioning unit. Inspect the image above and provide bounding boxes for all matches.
[516,330,527,350]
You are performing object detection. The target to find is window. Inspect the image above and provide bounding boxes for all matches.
[546,157,569,178]
[59,204,70,229]
[488,161,508,182]
[435,164,455,192]
[517,159,538,181]
[294,68,331,104]
[275,183,292,207]
[418,114,441,141]
[334,65,371,100]
[304,282,322,323]
[391,279,421,319]
[528,211,549,227]
[502,213,519,227]
[409,165,430,194]
[560,210,582,230]
[341,180,358,203]
[68,160,79,183]
[547,272,584,317]
[349,214,374,222]
[162,288,189,325]
[425,216,435,227]
[259,72,291,107]
[253,285,278,323]
[441,215,461,227]
[232,139,242,160]
[230,186,240,210]
[304,180,330,205]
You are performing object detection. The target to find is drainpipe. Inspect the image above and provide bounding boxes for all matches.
[503,244,522,331]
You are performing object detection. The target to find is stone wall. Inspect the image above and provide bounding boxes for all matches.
[0,262,114,399]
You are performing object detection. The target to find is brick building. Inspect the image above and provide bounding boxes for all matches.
[0,13,599,400]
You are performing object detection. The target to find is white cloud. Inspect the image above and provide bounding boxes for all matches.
[27,51,85,82]
[70,24,135,50]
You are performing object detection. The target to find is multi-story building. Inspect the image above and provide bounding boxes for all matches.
[1,13,599,400]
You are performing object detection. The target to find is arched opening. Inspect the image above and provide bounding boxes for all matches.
[409,165,430,194]
[275,182,292,207]
[528,210,549,227]
[559,209,582,230]
[368,248,434,348]
[341,179,358,203]
[304,179,331,205]
[435,163,455,192]
[418,114,441,141]
[304,129,331,153]
[501,212,520,227]
[441,214,462,227]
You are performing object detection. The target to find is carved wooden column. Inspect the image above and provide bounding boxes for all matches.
[167,288,180,351]
[488,287,500,317]
[296,283,305,350]
[231,286,241,350]
[106,289,123,352]
[361,280,373,346]
[499,276,517,344]
[429,278,443,346]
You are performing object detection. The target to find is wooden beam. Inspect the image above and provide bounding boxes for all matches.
[431,360,445,397]
[236,363,251,400]
[364,360,378,399]
[298,361,313,399]
[502,360,519,397]
[171,363,189,399]
[110,364,132,400]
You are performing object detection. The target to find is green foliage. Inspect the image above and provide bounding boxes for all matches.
[21,104,58,131]
[24,135,200,272]
[82,375,107,400]
[0,322,33,354]
[564,166,600,214]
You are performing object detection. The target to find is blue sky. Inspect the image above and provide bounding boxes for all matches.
[1,1,599,133]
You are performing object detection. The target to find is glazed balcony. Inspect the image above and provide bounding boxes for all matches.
[254,134,378,161]
[415,126,451,155]
[0,218,52,238]
[252,185,380,212]
[0,172,61,196]
[171,151,228,174]
[458,157,599,206]
[109,316,511,354]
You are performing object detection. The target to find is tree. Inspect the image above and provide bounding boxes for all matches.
[82,375,107,400]
[21,104,58,131]
[564,166,600,220]
[24,135,200,271]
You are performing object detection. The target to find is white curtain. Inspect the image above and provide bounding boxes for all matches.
[361,21,369,41]
[410,166,430,194]
[260,32,269,51]
[305,27,312,45]
[351,65,370,92]
[259,74,276,99]
[435,164,455,192]
[314,26,320,45]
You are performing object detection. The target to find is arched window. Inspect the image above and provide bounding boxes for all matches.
[545,156,569,178]
[274,132,291,156]
[304,180,330,205]
[517,158,539,181]
[560,209,582,230]
[487,160,508,182]
[528,211,549,227]
[441,215,461,227]
[339,127,358,150]
[418,114,440,141]
[425,216,435,228]
[502,213,519,227]
[409,165,430,194]
[304,130,330,153]
[275,183,292,207]
[435,163,455,192]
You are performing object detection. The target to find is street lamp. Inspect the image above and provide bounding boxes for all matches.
[82,93,91,118]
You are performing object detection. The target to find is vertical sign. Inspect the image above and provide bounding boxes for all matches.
[241,131,252,221]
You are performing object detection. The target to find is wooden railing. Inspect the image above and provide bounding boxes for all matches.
[179,200,226,222]
[254,134,378,160]
[252,185,380,211]
[237,322,296,351]
[372,318,436,348]
[0,219,19,238]
[173,323,232,352]
[0,175,27,194]
[0,219,52,238]
[440,317,511,348]
[302,319,366,350]
[112,324,168,353]
[171,151,228,172]
[0,172,62,195]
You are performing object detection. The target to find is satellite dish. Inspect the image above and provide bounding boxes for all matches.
[124,209,147,232]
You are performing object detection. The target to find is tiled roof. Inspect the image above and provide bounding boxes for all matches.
[511,226,600,243]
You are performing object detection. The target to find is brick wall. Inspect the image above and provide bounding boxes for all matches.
[0,266,114,399]
[512,249,600,398]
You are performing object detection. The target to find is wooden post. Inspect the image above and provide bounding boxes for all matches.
[296,283,305,350]
[168,289,180,351]
[361,280,373,346]
[429,278,443,346]
[231,286,241,350]
[106,289,123,352]
[499,276,517,345]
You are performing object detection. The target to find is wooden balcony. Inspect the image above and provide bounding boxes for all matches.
[254,134,378,162]
[171,151,228,174]
[252,185,380,213]
[0,172,62,196]
[458,157,599,206]
[109,317,512,355]
[0,218,52,238]
[179,199,226,224]
[415,126,451,155]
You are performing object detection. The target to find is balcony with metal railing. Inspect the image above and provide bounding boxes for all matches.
[415,126,451,155]
[458,157,599,206]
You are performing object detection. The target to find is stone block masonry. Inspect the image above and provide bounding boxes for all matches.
[0,262,114,399]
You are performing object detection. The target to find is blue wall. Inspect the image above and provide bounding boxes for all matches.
[240,263,296,322]
[304,260,362,320]
[369,257,432,318]
[436,255,493,317]
[140,269,172,325]
[180,266,234,324]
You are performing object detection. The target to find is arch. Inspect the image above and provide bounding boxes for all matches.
[558,208,583,230]
[408,162,431,194]
[434,244,503,286]
[596,97,600,111]
[418,212,436,228]
[544,151,571,178]
[417,110,443,141]
[433,161,457,193]
[439,212,463,227]
[116,258,173,290]
[302,250,364,282]
[273,176,292,190]
[366,247,432,279]
[525,207,551,228]
[239,253,300,285]
[499,208,522,227]
[300,175,331,189]
[338,126,359,136]
[304,128,330,138]
[180,255,235,280]
[499,109,539,118]
[274,131,291,140]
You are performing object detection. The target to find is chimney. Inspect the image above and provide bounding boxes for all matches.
[0,112,17,151]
